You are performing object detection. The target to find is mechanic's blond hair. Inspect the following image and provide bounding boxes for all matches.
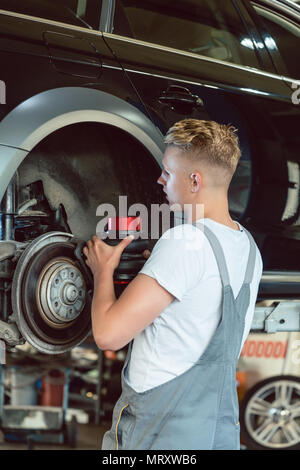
[164,119,241,186]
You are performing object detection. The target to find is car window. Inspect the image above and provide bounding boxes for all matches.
[251,2,300,80]
[113,0,260,69]
[0,0,101,30]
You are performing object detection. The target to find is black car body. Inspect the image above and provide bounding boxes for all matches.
[0,0,299,355]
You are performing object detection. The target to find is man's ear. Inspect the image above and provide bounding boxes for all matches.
[190,173,201,192]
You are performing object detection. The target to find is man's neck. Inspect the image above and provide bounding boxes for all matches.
[209,218,240,231]
[189,204,239,231]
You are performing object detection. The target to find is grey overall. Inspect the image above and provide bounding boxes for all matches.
[102,222,257,450]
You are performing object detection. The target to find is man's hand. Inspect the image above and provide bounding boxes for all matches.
[83,235,134,278]
[83,239,173,352]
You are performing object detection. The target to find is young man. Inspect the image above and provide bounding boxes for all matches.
[83,119,263,450]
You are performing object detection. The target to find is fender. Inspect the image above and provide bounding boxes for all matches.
[0,86,165,202]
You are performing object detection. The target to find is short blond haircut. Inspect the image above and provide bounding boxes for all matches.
[164,119,241,184]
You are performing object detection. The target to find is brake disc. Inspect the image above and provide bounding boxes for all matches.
[11,232,92,354]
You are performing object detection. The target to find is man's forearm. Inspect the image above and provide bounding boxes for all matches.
[91,269,116,344]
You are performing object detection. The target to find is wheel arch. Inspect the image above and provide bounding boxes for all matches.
[0,86,165,202]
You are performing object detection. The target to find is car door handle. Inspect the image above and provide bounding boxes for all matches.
[158,85,204,108]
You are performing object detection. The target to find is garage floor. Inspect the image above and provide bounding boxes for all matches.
[0,423,248,450]
[0,420,111,450]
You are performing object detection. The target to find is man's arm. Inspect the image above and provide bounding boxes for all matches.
[92,271,174,351]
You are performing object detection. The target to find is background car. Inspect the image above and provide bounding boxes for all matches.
[238,330,300,450]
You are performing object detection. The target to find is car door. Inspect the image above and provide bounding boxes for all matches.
[101,0,300,292]
[0,0,136,113]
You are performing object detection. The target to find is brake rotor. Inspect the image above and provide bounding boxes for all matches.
[11,232,92,354]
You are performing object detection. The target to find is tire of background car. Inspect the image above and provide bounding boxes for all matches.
[240,375,300,450]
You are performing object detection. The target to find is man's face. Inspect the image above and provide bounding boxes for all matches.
[157,146,194,208]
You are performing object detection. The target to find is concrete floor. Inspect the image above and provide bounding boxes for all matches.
[0,420,111,450]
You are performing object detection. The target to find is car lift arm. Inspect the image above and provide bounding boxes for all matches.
[251,301,300,333]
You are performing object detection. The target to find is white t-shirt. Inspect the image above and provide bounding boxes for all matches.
[125,217,263,393]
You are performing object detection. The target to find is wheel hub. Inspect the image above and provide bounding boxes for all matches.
[38,258,86,326]
[63,284,79,304]
[269,406,292,425]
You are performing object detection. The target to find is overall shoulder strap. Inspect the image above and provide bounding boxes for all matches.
[193,222,230,287]
[241,228,258,285]
[193,222,258,288]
